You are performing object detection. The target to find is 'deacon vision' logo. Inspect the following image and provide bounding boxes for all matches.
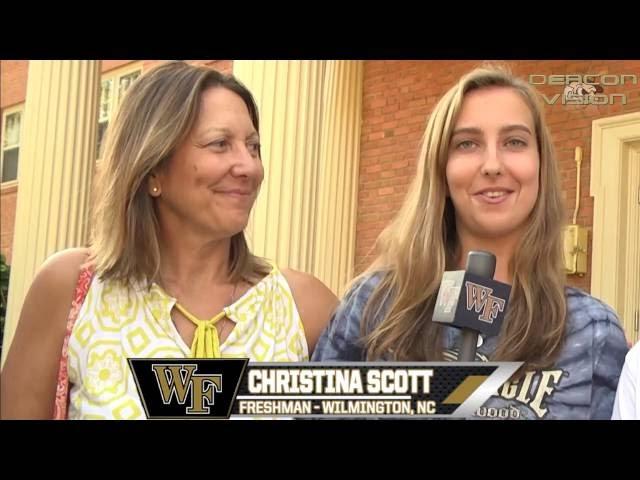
[529,74,636,106]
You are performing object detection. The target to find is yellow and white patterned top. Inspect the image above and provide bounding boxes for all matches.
[67,265,308,419]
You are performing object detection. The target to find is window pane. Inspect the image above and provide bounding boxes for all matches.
[99,79,113,122]
[2,147,19,182]
[118,71,141,104]
[3,111,22,149]
[97,120,109,158]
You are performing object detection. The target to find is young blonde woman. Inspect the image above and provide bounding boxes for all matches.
[313,66,628,420]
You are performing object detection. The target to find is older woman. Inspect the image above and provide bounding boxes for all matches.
[1,61,338,419]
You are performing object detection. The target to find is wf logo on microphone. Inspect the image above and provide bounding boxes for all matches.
[432,270,511,336]
[465,281,506,324]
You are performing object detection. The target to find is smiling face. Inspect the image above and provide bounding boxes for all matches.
[151,86,264,240]
[445,86,540,244]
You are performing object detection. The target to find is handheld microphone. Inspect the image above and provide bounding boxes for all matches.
[432,251,511,361]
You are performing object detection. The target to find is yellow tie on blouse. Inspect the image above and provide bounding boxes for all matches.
[174,303,226,358]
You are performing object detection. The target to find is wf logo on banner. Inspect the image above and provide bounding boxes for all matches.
[128,358,248,418]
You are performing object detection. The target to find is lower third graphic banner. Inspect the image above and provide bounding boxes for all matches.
[128,359,521,419]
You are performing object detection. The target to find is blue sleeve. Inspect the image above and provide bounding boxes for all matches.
[311,275,381,362]
[590,306,629,419]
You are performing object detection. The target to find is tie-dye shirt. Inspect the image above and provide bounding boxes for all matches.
[311,273,629,419]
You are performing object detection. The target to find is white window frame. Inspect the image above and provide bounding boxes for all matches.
[1,103,25,188]
[97,62,143,158]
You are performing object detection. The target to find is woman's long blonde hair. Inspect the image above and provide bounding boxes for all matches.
[89,61,271,287]
[360,66,567,370]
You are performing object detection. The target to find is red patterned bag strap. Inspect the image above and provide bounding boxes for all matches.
[53,266,94,420]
